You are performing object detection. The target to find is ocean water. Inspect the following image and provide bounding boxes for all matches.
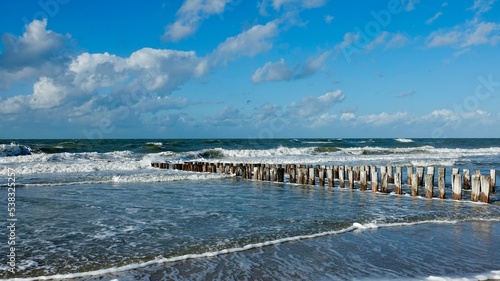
[1,138,500,281]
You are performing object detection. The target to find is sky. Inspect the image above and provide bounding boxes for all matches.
[0,0,499,139]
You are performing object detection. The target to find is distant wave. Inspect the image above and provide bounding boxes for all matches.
[0,143,32,157]
[395,138,414,143]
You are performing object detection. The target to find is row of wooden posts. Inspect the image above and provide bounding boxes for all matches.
[151,162,496,203]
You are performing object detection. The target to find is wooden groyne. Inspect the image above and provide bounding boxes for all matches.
[151,162,497,203]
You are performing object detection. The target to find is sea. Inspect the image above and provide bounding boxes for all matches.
[1,138,500,281]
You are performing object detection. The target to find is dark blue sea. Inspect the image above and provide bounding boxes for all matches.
[1,138,500,280]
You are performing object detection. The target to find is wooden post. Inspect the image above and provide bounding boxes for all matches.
[411,173,418,196]
[333,165,339,179]
[471,175,481,202]
[253,165,259,180]
[394,172,402,195]
[264,165,271,181]
[318,165,325,187]
[416,167,424,186]
[452,174,462,200]
[407,166,413,185]
[490,169,496,193]
[463,169,471,190]
[326,166,334,187]
[438,167,446,199]
[371,171,378,192]
[425,174,434,199]
[380,172,388,193]
[339,166,345,188]
[289,164,296,184]
[277,165,285,183]
[308,165,315,186]
[387,165,394,184]
[348,169,354,189]
[354,166,360,181]
[360,171,367,191]
[272,164,278,181]
[481,175,491,203]
[365,166,371,181]
[427,166,435,177]
[396,167,402,182]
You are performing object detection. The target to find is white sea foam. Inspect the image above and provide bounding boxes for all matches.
[395,138,414,143]
[0,143,32,157]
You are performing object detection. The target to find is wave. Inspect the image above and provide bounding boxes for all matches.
[0,143,32,157]
[395,138,414,143]
[10,219,485,281]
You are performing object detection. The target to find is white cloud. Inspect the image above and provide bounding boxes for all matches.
[324,15,334,23]
[468,0,496,15]
[340,112,356,121]
[286,90,345,119]
[425,20,500,48]
[0,19,67,70]
[251,51,330,83]
[357,112,408,126]
[425,12,443,25]
[339,31,409,54]
[30,77,67,109]
[208,21,279,66]
[252,59,295,83]
[162,0,231,42]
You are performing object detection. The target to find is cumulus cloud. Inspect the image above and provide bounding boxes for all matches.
[0,19,67,70]
[286,90,345,119]
[251,51,330,83]
[162,0,231,42]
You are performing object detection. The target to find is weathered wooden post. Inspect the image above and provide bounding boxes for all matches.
[339,166,345,188]
[407,166,413,185]
[277,164,285,183]
[365,166,371,181]
[380,171,388,193]
[289,164,296,184]
[297,165,304,184]
[253,165,259,180]
[274,164,280,181]
[438,167,446,199]
[348,169,354,189]
[387,165,394,184]
[318,165,325,187]
[371,170,378,192]
[394,172,402,195]
[471,174,481,202]
[416,167,424,186]
[452,173,462,200]
[481,175,491,203]
[354,166,360,181]
[490,169,496,193]
[411,173,418,196]
[463,169,471,190]
[396,166,402,182]
[425,174,434,199]
[360,171,367,191]
[264,165,270,181]
[326,166,333,187]
[334,165,339,179]
[308,165,315,186]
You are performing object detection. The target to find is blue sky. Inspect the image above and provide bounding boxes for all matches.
[0,0,499,139]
